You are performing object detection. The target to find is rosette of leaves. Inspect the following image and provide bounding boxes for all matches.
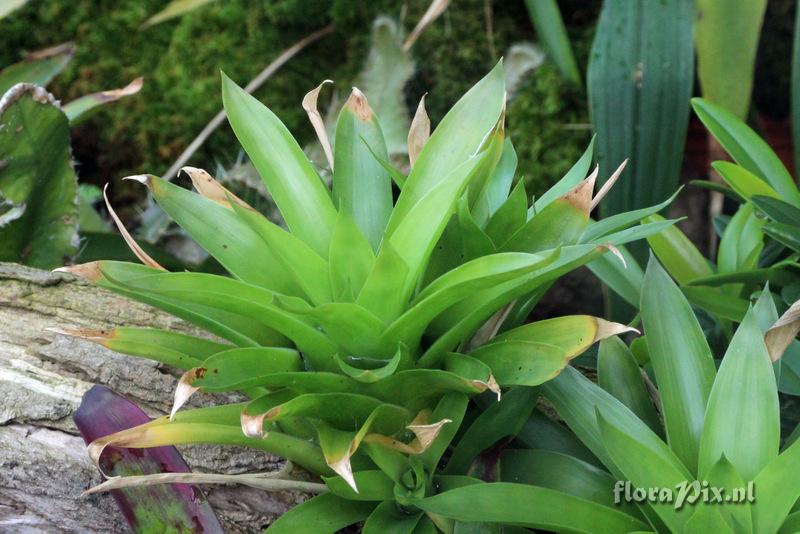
[56,63,678,532]
[516,256,800,533]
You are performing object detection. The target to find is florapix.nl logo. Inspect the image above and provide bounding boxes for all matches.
[613,480,755,510]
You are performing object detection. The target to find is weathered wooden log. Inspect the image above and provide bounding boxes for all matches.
[0,262,306,533]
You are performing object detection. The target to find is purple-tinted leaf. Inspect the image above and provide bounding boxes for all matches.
[74,385,223,533]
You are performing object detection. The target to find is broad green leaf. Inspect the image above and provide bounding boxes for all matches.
[698,309,779,480]
[717,204,765,295]
[385,62,505,235]
[751,195,800,226]
[485,179,527,246]
[333,89,392,251]
[683,505,734,534]
[415,482,648,533]
[444,387,536,475]
[0,43,73,95]
[541,366,678,475]
[0,84,77,268]
[472,138,517,226]
[641,256,716,474]
[221,72,337,256]
[764,222,800,255]
[645,214,713,284]
[751,434,800,533]
[515,410,601,468]
[266,493,376,534]
[712,161,781,203]
[704,455,753,533]
[456,197,495,261]
[694,0,766,120]
[322,470,394,502]
[356,241,410,322]
[335,345,405,383]
[292,302,388,358]
[186,347,303,392]
[366,149,491,319]
[598,336,662,435]
[229,199,331,304]
[524,0,580,84]
[588,0,694,217]
[363,501,422,534]
[681,286,749,323]
[141,175,299,295]
[329,210,375,301]
[596,409,693,531]
[692,98,800,206]
[499,449,642,518]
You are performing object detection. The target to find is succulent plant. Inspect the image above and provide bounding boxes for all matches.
[57,63,677,531]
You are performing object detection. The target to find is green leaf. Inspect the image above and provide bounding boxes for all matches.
[499,449,642,518]
[363,502,422,534]
[228,199,331,304]
[588,0,694,216]
[221,72,337,256]
[698,309,779,480]
[523,0,580,84]
[694,0,766,120]
[335,345,404,383]
[141,0,217,28]
[415,482,648,533]
[641,256,716,474]
[704,455,753,532]
[472,138,517,226]
[717,204,765,289]
[751,195,800,226]
[0,85,77,269]
[681,286,749,323]
[485,179,527,246]
[329,206,375,302]
[750,434,800,533]
[712,161,781,203]
[444,387,536,475]
[692,98,800,206]
[596,409,693,531]
[0,43,73,95]
[187,347,303,392]
[322,470,395,502]
[502,191,589,253]
[587,245,643,308]
[597,336,662,435]
[356,241,410,322]
[266,493,376,534]
[386,61,505,236]
[142,175,299,295]
[645,214,713,284]
[683,504,734,533]
[515,410,602,468]
[333,90,392,251]
[764,222,800,255]
[581,189,681,244]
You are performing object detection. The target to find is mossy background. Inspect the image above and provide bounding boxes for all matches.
[0,0,596,208]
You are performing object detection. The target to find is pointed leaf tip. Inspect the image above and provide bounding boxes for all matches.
[52,261,103,282]
[170,369,202,421]
[344,87,373,121]
[104,183,165,270]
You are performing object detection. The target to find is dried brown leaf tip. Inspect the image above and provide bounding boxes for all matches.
[591,159,628,211]
[170,368,204,420]
[104,183,166,271]
[241,411,269,439]
[593,318,639,344]
[766,299,800,362]
[93,77,144,103]
[181,166,252,210]
[53,261,103,282]
[47,327,113,344]
[563,164,598,213]
[408,94,430,168]
[344,87,373,121]
[303,80,334,169]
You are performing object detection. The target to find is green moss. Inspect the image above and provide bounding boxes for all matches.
[0,0,594,202]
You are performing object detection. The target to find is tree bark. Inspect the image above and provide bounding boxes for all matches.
[0,262,307,533]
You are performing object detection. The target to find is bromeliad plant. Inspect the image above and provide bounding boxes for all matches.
[57,63,675,531]
[515,256,800,533]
